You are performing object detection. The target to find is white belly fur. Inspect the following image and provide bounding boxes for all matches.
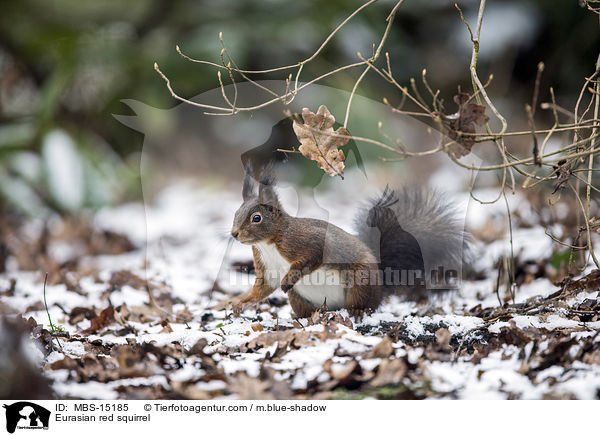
[254,242,346,309]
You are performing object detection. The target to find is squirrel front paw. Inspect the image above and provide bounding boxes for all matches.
[233,300,258,316]
[280,281,294,293]
[281,270,301,293]
[232,302,246,316]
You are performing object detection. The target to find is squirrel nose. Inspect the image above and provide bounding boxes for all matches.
[231,230,239,239]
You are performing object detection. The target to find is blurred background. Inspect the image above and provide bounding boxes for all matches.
[0,0,598,217]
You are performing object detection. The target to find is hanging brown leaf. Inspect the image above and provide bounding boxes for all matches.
[444,92,490,158]
[292,105,349,177]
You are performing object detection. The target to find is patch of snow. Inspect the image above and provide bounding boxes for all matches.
[52,380,119,400]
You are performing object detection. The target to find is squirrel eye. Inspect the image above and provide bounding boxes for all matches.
[251,213,262,223]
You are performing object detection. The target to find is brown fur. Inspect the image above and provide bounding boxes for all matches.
[287,289,318,318]
[231,175,382,317]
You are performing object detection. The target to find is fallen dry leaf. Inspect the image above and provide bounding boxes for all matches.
[113,345,156,379]
[434,327,451,349]
[370,358,407,387]
[321,359,366,390]
[248,330,312,349]
[292,105,349,177]
[366,337,395,359]
[159,319,173,333]
[324,359,360,381]
[109,270,147,290]
[169,381,212,400]
[83,306,115,334]
[228,373,275,400]
[122,304,162,323]
[68,307,97,325]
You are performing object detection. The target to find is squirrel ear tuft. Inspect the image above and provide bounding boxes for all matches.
[242,163,258,201]
[258,182,280,208]
[257,163,280,207]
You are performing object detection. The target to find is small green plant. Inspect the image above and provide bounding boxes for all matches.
[42,272,63,350]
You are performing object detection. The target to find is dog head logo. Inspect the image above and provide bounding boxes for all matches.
[3,402,50,433]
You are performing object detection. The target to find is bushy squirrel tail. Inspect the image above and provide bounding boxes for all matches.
[354,187,470,295]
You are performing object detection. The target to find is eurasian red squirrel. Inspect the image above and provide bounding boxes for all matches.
[230,166,468,317]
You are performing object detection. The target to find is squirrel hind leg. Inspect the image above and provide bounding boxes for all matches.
[288,289,318,318]
[346,283,383,314]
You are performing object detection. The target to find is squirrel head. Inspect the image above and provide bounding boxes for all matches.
[231,165,284,244]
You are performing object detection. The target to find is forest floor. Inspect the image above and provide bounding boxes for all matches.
[1,181,600,400]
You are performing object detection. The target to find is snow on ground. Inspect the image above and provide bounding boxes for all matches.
[1,181,600,400]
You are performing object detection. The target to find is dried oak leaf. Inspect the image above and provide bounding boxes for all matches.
[370,358,407,387]
[529,337,577,376]
[115,384,167,400]
[321,359,367,391]
[292,105,349,177]
[258,367,293,399]
[82,306,115,334]
[323,359,362,381]
[175,306,194,323]
[434,327,452,349]
[52,353,120,383]
[68,306,97,325]
[228,373,275,400]
[444,92,489,158]
[113,344,156,378]
[247,330,312,349]
[328,312,353,329]
[159,319,173,333]
[109,270,147,291]
[50,356,79,371]
[122,304,162,323]
[365,336,394,359]
[310,308,327,325]
[170,381,212,400]
[87,230,135,256]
